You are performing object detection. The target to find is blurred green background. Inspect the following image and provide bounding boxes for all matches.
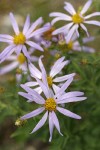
[0,0,100,150]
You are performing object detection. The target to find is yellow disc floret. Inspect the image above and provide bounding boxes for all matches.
[17,53,26,64]
[67,41,73,50]
[47,76,53,87]
[14,32,26,45]
[44,98,56,111]
[72,13,84,24]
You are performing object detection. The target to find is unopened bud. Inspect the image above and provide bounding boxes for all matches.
[15,118,27,126]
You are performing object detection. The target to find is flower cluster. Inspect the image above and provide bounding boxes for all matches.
[0,0,99,142]
[19,56,86,142]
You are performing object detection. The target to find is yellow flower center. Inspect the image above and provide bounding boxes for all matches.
[17,53,26,64]
[44,98,56,111]
[13,33,26,45]
[47,76,53,87]
[67,41,73,50]
[72,13,84,24]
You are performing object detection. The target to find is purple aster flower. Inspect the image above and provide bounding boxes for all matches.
[0,48,39,82]
[49,0,100,42]
[58,33,95,53]
[22,56,75,94]
[0,13,49,63]
[19,77,86,142]
[0,47,39,75]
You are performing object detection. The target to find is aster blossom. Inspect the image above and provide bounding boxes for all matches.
[22,56,75,94]
[19,76,87,142]
[58,33,95,53]
[0,53,27,75]
[0,48,39,75]
[0,13,49,63]
[49,0,100,42]
[0,47,39,82]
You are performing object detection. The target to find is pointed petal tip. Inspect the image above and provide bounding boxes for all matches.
[77,116,82,119]
[83,97,87,100]
[49,13,53,17]
[61,56,65,60]
[30,131,33,134]
[40,47,44,52]
[40,16,43,21]
[9,12,15,19]
[81,0,93,15]
[40,55,44,59]
[73,73,76,76]
[9,12,13,16]
[27,100,31,103]
[52,31,56,35]
[60,132,63,136]
[20,84,23,87]
[65,60,70,65]
[18,92,21,95]
[20,84,25,88]
[49,137,52,142]
[38,17,44,24]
